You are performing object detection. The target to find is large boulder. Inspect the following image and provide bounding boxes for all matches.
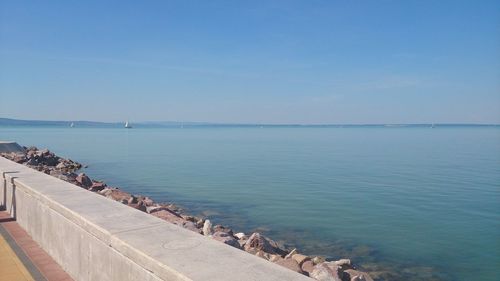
[301,260,315,275]
[213,224,233,236]
[76,173,93,188]
[88,181,106,192]
[105,189,132,202]
[211,231,240,249]
[129,201,147,212]
[292,254,310,266]
[310,263,343,281]
[243,233,287,256]
[333,259,353,271]
[182,221,202,234]
[151,209,184,224]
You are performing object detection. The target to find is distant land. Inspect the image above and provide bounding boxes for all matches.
[0,118,498,128]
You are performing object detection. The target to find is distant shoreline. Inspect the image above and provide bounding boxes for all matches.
[1,118,499,128]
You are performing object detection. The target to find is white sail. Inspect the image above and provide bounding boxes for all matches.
[125,121,132,128]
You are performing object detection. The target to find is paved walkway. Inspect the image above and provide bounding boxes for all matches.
[0,211,73,281]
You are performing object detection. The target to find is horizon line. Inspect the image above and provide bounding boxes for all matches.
[1,117,499,126]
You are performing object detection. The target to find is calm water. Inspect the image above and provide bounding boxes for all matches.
[1,126,499,281]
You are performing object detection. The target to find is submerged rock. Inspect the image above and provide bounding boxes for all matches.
[344,269,374,281]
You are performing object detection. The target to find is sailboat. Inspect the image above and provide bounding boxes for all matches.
[70,122,75,128]
[125,121,132,128]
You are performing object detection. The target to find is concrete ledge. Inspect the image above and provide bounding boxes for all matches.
[0,141,25,153]
[0,157,311,281]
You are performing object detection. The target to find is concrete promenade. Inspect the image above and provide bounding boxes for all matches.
[0,156,312,281]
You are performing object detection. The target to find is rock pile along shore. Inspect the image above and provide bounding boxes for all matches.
[1,145,373,281]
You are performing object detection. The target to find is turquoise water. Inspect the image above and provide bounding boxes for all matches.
[1,126,499,280]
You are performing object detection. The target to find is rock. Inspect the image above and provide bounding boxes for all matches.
[12,154,26,163]
[284,248,297,259]
[151,210,184,224]
[195,218,204,228]
[89,181,106,192]
[56,174,71,181]
[255,250,271,260]
[181,215,196,222]
[49,169,63,176]
[76,173,93,188]
[182,221,202,233]
[105,189,132,202]
[99,188,113,196]
[275,258,303,274]
[269,254,283,263]
[234,232,247,240]
[203,220,212,236]
[55,162,67,169]
[333,259,352,270]
[301,260,315,275]
[142,197,154,206]
[127,195,138,204]
[26,149,36,158]
[147,206,181,216]
[213,224,233,236]
[344,269,373,281]
[211,231,240,249]
[292,254,310,266]
[129,201,147,212]
[312,256,326,265]
[238,239,248,248]
[310,263,343,281]
[25,158,38,166]
[243,232,287,256]
[40,153,59,166]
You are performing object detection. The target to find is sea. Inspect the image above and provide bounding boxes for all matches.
[1,125,498,281]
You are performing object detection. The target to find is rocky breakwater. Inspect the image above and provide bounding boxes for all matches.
[1,145,373,281]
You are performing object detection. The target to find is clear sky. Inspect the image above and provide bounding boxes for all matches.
[1,1,499,124]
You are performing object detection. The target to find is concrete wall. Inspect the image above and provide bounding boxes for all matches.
[0,141,25,153]
[0,157,311,281]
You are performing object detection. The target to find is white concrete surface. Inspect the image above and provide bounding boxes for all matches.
[0,156,312,281]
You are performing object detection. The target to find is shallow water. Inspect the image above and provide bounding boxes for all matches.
[1,126,499,280]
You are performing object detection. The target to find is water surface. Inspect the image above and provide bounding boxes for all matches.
[1,126,498,281]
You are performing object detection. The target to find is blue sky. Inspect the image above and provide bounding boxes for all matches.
[1,1,499,124]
